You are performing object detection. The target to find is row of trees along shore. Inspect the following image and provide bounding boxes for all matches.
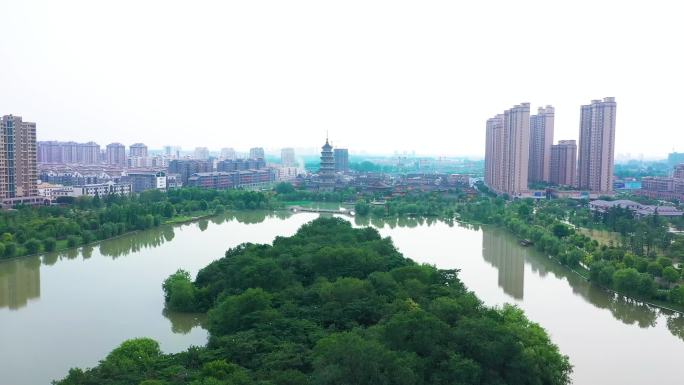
[4,180,684,308]
[0,188,275,260]
[56,218,571,385]
[354,186,684,308]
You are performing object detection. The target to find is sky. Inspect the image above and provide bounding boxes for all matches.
[1,0,682,158]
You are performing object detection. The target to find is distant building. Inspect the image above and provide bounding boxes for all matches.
[220,147,236,160]
[39,141,102,165]
[334,148,349,172]
[276,166,298,181]
[578,97,617,193]
[674,164,684,179]
[164,145,181,159]
[484,103,530,196]
[127,156,153,168]
[106,143,126,167]
[550,140,577,187]
[249,147,265,160]
[216,158,265,172]
[194,147,210,160]
[168,159,212,184]
[187,169,274,190]
[166,174,182,189]
[124,171,167,193]
[589,199,683,217]
[1,115,38,203]
[129,143,148,158]
[71,181,131,197]
[668,152,684,166]
[281,148,296,166]
[318,138,336,191]
[528,106,554,183]
[636,164,684,202]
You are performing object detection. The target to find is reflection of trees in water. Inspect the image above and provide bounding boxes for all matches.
[162,227,175,242]
[42,251,59,266]
[0,256,40,310]
[482,229,525,299]
[162,307,207,334]
[223,210,269,224]
[210,215,225,225]
[98,227,175,258]
[482,227,664,329]
[354,216,370,227]
[198,219,209,232]
[520,235,660,328]
[82,246,94,259]
[666,315,684,341]
[573,288,659,328]
[273,210,293,220]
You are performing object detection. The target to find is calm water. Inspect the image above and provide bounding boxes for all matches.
[1,211,683,385]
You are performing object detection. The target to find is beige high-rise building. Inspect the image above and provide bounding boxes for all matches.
[220,147,236,160]
[550,140,577,187]
[578,97,617,193]
[528,106,554,183]
[129,143,148,158]
[0,115,38,199]
[106,143,126,166]
[484,103,530,196]
[484,114,504,190]
[281,147,296,166]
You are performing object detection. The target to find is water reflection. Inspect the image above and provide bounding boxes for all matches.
[0,210,682,343]
[0,211,294,312]
[482,229,525,299]
[0,256,40,310]
[163,308,207,335]
[666,315,684,341]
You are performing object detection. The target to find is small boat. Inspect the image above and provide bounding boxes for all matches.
[519,239,533,246]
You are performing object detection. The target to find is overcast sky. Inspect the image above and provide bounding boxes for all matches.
[1,0,682,158]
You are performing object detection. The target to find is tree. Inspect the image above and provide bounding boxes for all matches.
[162,203,176,218]
[613,268,641,295]
[275,182,296,194]
[66,236,80,248]
[3,242,17,258]
[162,269,198,311]
[43,237,57,252]
[207,288,279,336]
[312,332,417,385]
[647,261,663,277]
[662,267,680,284]
[25,238,41,254]
[552,223,573,238]
[354,201,370,216]
[101,338,162,374]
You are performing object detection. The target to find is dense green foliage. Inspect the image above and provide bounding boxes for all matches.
[355,192,462,218]
[274,183,357,203]
[457,196,684,307]
[56,218,571,385]
[0,188,276,260]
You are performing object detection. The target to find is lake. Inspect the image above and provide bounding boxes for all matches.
[1,210,683,385]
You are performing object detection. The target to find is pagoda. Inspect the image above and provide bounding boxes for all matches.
[318,136,336,191]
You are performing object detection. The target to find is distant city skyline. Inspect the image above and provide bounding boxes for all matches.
[2,1,682,158]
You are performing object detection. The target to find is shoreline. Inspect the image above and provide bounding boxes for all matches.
[4,202,684,316]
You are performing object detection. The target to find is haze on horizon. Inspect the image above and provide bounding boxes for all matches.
[1,0,682,158]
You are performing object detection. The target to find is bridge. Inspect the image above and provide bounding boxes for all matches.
[289,206,355,217]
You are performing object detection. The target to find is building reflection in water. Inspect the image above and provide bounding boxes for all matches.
[482,229,525,299]
[0,256,41,310]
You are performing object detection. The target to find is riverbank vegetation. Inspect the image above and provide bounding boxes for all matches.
[353,190,684,308]
[0,188,275,260]
[55,218,571,385]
